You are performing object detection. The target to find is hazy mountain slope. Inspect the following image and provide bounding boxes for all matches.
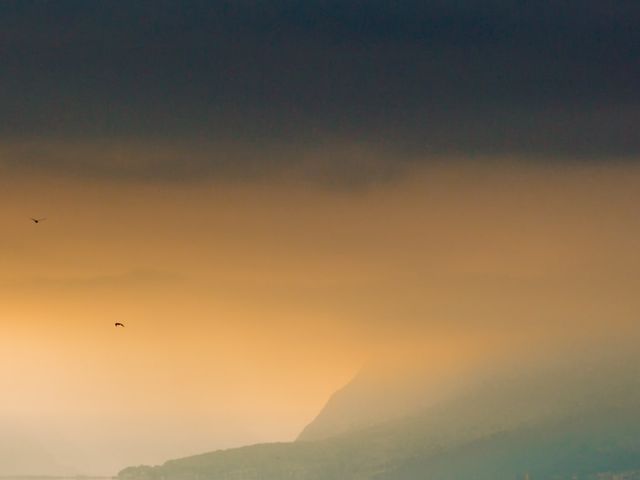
[297,365,441,442]
[376,407,640,480]
[119,357,640,479]
[119,403,640,480]
[299,355,640,442]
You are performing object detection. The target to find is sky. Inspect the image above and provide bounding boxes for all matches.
[1,0,639,475]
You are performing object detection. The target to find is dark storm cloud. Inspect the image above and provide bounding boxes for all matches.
[1,0,638,180]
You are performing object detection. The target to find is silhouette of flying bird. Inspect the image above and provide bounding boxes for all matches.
[115,322,125,328]
[30,217,46,224]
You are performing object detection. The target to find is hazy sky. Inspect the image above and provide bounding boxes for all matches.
[1,0,639,475]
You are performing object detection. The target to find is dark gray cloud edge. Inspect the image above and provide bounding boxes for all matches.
[0,0,638,182]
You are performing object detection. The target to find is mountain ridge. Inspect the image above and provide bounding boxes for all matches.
[118,358,640,479]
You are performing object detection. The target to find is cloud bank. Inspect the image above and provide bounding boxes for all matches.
[0,0,638,183]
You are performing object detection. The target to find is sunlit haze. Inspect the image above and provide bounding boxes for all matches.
[2,1,639,477]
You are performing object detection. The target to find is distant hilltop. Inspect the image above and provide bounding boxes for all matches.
[118,358,640,480]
